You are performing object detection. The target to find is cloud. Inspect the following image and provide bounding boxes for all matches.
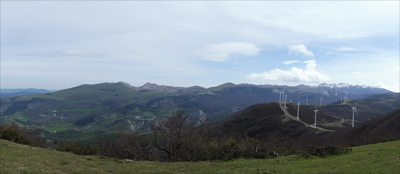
[325,46,356,55]
[18,50,105,58]
[246,60,331,83]
[283,60,300,65]
[337,47,355,51]
[196,42,261,62]
[353,72,360,74]
[1,2,398,89]
[374,82,399,92]
[374,83,388,89]
[288,45,314,57]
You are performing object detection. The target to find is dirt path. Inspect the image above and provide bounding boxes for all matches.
[279,103,333,132]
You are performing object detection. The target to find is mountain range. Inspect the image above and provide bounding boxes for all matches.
[0,88,56,97]
[0,82,397,142]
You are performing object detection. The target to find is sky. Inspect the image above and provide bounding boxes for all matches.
[1,1,399,92]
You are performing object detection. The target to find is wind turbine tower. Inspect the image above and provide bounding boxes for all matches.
[279,91,282,104]
[297,102,300,120]
[352,105,357,128]
[320,97,322,106]
[306,98,308,105]
[314,108,318,128]
[284,95,287,109]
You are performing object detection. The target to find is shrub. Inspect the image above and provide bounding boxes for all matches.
[304,145,352,157]
[0,123,44,147]
[55,140,101,155]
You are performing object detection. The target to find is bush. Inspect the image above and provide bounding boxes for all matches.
[55,140,101,155]
[304,145,352,157]
[0,123,44,147]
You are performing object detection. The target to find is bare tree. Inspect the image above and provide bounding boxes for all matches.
[114,129,153,160]
[150,110,194,161]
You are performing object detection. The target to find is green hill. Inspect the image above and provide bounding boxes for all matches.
[9,82,164,102]
[0,139,399,174]
[0,82,397,143]
[318,92,400,121]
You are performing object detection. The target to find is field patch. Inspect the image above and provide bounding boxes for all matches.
[60,108,98,112]
[42,124,69,132]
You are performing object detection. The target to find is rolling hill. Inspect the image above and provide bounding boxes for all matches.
[0,82,396,142]
[209,102,341,145]
[321,109,400,146]
[316,92,400,121]
[208,102,400,148]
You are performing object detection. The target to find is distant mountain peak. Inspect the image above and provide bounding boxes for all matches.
[317,83,380,89]
[318,83,348,88]
[316,83,390,94]
[136,82,205,95]
[144,82,156,85]
[118,81,135,89]
[140,82,159,90]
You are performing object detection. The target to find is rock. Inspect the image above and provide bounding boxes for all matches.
[189,110,209,126]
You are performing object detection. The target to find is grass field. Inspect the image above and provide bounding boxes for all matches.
[42,124,70,132]
[0,140,399,174]
[59,108,98,112]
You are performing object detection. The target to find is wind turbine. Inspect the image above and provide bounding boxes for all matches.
[297,101,300,120]
[314,108,318,128]
[306,98,308,105]
[279,91,282,104]
[284,95,287,109]
[320,97,322,106]
[351,104,359,128]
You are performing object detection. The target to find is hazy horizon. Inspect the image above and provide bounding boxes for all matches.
[0,81,396,93]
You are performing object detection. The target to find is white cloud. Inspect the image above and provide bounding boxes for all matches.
[196,42,261,62]
[1,1,398,89]
[374,83,388,89]
[374,82,399,92]
[288,45,314,57]
[18,50,105,58]
[246,60,331,83]
[337,47,355,51]
[325,46,356,55]
[283,60,300,65]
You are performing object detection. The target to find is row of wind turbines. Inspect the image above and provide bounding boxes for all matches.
[278,91,359,128]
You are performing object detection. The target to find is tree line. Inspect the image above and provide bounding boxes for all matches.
[1,111,352,161]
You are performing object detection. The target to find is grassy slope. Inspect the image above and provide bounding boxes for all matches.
[0,83,168,138]
[1,140,399,174]
[13,82,145,102]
